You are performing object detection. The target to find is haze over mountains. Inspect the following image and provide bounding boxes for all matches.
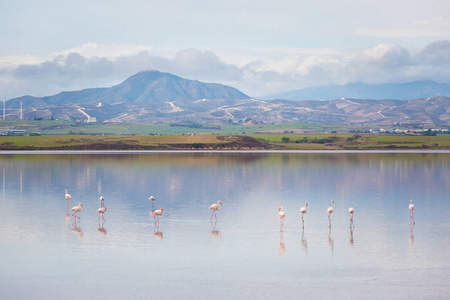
[262,81,450,101]
[4,70,450,125]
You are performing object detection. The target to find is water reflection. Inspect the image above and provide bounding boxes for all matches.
[71,223,83,238]
[97,224,107,236]
[349,225,354,247]
[301,228,307,255]
[328,227,334,256]
[154,223,163,240]
[210,219,221,239]
[279,231,285,257]
[410,222,414,248]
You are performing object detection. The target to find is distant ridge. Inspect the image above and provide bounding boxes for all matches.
[262,81,450,100]
[7,70,249,108]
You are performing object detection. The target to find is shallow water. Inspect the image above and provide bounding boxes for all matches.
[0,152,449,299]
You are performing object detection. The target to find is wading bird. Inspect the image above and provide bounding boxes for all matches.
[153,208,163,225]
[209,200,222,221]
[327,200,334,228]
[97,206,107,223]
[65,189,72,210]
[300,202,308,228]
[70,203,83,222]
[409,199,415,225]
[99,196,105,207]
[349,207,355,226]
[279,206,285,228]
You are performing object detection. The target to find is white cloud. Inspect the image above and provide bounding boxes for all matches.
[1,41,450,99]
[355,17,450,38]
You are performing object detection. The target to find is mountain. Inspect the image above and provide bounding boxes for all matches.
[6,70,250,109]
[3,72,450,125]
[262,81,450,100]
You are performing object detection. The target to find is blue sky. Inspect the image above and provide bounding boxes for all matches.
[1,0,450,98]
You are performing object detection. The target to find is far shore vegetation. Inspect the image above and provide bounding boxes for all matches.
[1,120,449,150]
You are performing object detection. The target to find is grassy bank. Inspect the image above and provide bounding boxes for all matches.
[1,134,449,150]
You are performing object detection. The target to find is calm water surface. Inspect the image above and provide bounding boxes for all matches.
[0,151,449,299]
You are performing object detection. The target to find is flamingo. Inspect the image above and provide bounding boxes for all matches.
[65,189,72,211]
[279,206,285,228]
[209,200,222,221]
[349,207,355,226]
[327,199,334,228]
[149,196,155,201]
[97,206,107,223]
[153,208,163,225]
[70,203,83,222]
[409,199,415,225]
[300,202,308,228]
[99,196,105,207]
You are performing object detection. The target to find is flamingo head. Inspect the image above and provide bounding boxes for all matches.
[218,200,222,205]
[410,199,413,204]
[79,203,83,207]
[160,208,163,211]
[305,202,308,207]
[279,206,284,211]
[331,199,334,204]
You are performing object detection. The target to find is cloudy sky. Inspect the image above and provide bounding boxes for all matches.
[1,0,450,99]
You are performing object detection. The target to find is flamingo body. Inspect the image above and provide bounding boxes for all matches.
[70,203,83,222]
[149,196,155,201]
[300,202,308,228]
[409,199,415,225]
[97,206,107,222]
[349,207,355,225]
[65,189,72,200]
[209,200,222,221]
[279,206,285,228]
[327,200,334,228]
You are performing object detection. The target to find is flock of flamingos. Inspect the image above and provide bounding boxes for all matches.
[65,189,417,230]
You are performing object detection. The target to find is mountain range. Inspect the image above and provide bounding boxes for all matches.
[4,71,450,125]
[262,81,450,100]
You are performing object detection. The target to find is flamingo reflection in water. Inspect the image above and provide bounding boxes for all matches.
[154,225,163,240]
[210,219,221,240]
[349,225,354,247]
[301,228,307,255]
[279,230,285,257]
[71,222,83,238]
[328,227,334,256]
[70,203,83,223]
[209,200,222,221]
[97,224,107,236]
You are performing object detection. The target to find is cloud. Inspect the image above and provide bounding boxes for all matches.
[1,41,450,99]
[355,17,450,38]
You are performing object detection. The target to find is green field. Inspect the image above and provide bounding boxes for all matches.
[1,119,448,135]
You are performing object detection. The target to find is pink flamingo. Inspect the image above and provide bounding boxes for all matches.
[97,206,107,223]
[70,203,83,222]
[209,200,222,221]
[65,189,72,211]
[279,206,285,228]
[300,202,308,228]
[153,208,163,225]
[349,207,355,226]
[327,199,334,228]
[409,199,415,225]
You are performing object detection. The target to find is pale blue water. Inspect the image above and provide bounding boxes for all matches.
[0,151,449,299]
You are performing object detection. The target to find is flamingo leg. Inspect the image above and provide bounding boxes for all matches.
[328,213,331,228]
[302,215,305,228]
